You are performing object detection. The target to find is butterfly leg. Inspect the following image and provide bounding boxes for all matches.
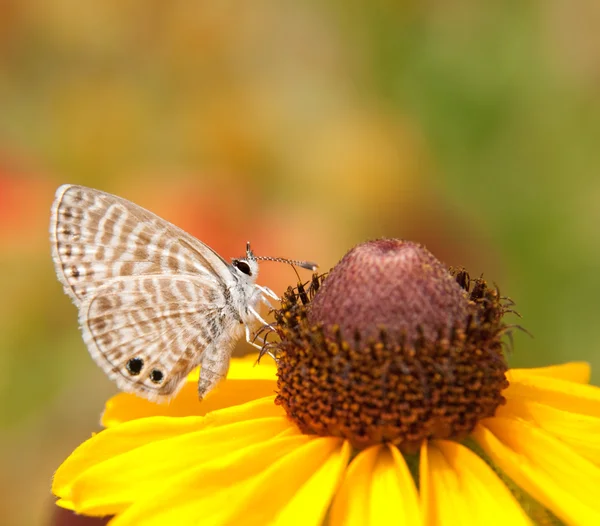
[248,305,272,328]
[198,347,231,400]
[254,286,277,310]
[259,294,275,309]
[244,324,265,350]
[246,324,277,361]
[255,285,279,301]
[249,306,277,337]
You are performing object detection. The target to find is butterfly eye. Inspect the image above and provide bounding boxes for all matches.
[233,260,252,276]
[126,357,144,375]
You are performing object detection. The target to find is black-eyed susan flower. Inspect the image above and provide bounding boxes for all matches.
[53,240,600,525]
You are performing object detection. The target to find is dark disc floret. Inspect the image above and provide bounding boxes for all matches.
[269,239,511,452]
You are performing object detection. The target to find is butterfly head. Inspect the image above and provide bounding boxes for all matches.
[231,241,259,280]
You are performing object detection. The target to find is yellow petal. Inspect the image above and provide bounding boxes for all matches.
[504,370,600,417]
[54,396,282,500]
[419,440,431,524]
[54,416,206,500]
[421,440,531,526]
[111,437,345,526]
[386,447,422,523]
[509,362,590,384]
[330,446,377,526]
[329,444,421,526]
[67,416,293,516]
[110,434,314,525]
[498,396,600,464]
[223,355,277,380]
[473,417,600,525]
[224,437,347,526]
[183,354,277,381]
[102,379,278,427]
[273,440,351,526]
[55,498,75,510]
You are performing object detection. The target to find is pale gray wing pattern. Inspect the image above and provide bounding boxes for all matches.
[79,274,227,400]
[50,184,233,306]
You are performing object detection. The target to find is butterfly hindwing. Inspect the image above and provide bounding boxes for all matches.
[79,274,230,400]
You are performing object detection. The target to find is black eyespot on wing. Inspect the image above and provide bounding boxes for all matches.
[233,259,252,276]
[150,369,164,384]
[126,357,144,376]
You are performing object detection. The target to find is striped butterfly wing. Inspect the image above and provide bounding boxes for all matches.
[50,184,233,307]
[80,274,231,400]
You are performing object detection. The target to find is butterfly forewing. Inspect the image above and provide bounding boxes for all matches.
[80,275,228,399]
[50,184,232,306]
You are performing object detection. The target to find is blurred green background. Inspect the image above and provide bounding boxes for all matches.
[1,2,599,525]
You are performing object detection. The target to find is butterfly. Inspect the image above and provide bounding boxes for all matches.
[49,184,316,401]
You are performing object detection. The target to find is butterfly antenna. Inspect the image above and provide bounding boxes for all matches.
[254,255,318,272]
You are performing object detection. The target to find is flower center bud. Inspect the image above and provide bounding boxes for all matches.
[272,239,510,452]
